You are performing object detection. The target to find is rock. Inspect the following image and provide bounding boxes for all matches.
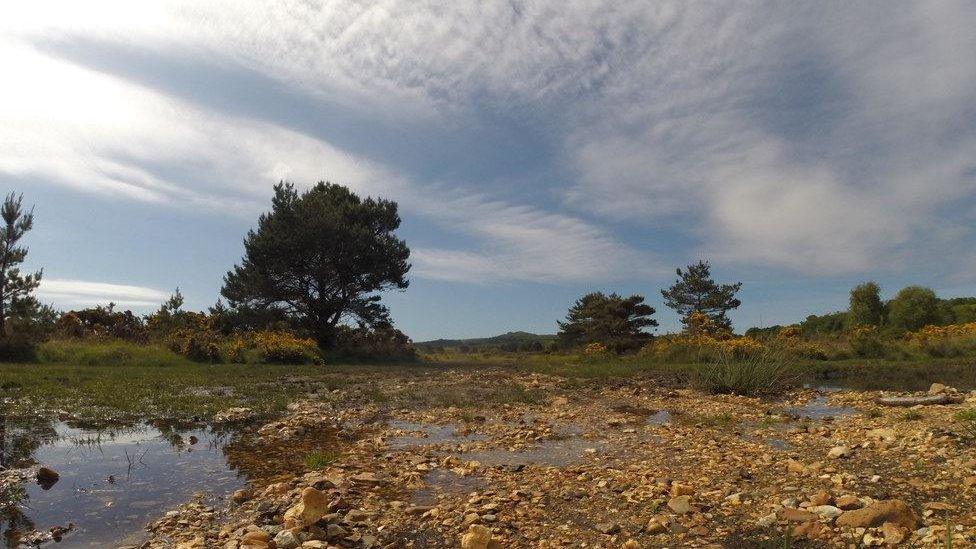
[667,496,692,515]
[808,490,832,506]
[877,394,963,407]
[779,508,819,522]
[646,517,668,534]
[866,428,896,443]
[36,467,59,488]
[808,505,843,519]
[670,483,694,496]
[835,495,863,510]
[551,396,569,407]
[928,383,947,395]
[214,407,255,424]
[242,530,271,543]
[836,499,917,530]
[301,542,330,549]
[786,460,808,474]
[274,529,301,549]
[828,445,851,459]
[882,521,908,545]
[460,524,499,549]
[283,487,330,529]
[792,520,830,540]
[231,489,251,504]
[756,513,777,527]
[621,541,641,549]
[595,522,621,535]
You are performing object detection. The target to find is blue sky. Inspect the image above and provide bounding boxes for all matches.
[2,1,975,341]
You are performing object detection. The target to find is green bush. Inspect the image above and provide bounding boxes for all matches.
[0,333,38,362]
[36,339,186,367]
[691,347,801,396]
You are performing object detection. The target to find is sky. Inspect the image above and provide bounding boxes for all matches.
[1,1,975,341]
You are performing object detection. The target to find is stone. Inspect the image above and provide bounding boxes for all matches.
[882,522,908,545]
[756,513,777,528]
[621,541,641,549]
[36,467,59,489]
[779,508,819,522]
[231,489,251,504]
[595,522,621,535]
[808,490,832,506]
[283,487,330,529]
[835,495,862,510]
[836,499,917,530]
[866,428,896,443]
[460,524,499,549]
[301,542,330,549]
[274,529,301,549]
[242,530,270,543]
[808,505,843,519]
[646,517,668,534]
[827,445,851,459]
[928,383,947,395]
[667,496,692,515]
[792,520,830,540]
[670,483,694,496]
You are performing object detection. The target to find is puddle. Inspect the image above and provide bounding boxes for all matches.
[386,421,486,448]
[787,396,856,420]
[0,416,246,548]
[647,410,672,426]
[461,436,603,468]
[411,469,485,506]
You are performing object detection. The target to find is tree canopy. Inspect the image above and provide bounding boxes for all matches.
[557,292,657,353]
[847,281,884,327]
[660,260,741,331]
[221,182,410,347]
[887,285,941,332]
[0,193,43,334]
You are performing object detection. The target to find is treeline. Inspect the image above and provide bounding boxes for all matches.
[746,283,976,338]
[0,183,417,363]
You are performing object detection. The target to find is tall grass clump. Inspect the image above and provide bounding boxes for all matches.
[692,346,802,396]
[36,339,188,367]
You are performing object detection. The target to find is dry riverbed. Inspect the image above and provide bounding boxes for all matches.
[115,370,976,548]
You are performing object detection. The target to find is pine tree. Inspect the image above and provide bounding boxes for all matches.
[661,260,741,332]
[0,193,42,334]
[557,292,657,353]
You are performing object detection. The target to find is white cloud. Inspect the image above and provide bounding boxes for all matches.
[4,0,975,282]
[38,279,170,308]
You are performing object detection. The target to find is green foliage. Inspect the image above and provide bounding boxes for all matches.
[887,286,941,332]
[848,281,884,327]
[59,303,147,341]
[849,326,886,358]
[799,311,848,335]
[331,324,416,361]
[661,260,742,331]
[0,193,45,360]
[557,292,657,353]
[37,339,187,367]
[221,182,410,347]
[691,347,801,396]
[304,450,340,470]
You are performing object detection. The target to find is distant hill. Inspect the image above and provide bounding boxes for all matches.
[416,331,557,351]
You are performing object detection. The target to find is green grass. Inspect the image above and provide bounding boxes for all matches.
[304,450,340,470]
[692,347,802,396]
[900,410,923,421]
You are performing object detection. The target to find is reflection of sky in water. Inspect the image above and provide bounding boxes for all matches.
[6,420,245,548]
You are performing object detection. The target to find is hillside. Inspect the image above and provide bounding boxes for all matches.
[415,331,556,350]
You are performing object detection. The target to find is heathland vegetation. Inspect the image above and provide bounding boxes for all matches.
[4,183,976,398]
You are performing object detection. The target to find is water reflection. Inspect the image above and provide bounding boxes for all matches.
[0,415,246,548]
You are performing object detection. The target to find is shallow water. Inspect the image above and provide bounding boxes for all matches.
[646,410,672,426]
[787,395,856,420]
[411,469,485,506]
[461,436,603,468]
[386,420,486,448]
[0,417,245,548]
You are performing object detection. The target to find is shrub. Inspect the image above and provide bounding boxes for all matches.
[231,330,322,365]
[582,342,609,356]
[691,347,801,396]
[331,325,416,361]
[848,325,885,358]
[0,333,38,362]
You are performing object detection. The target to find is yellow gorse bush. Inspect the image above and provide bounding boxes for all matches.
[582,342,609,356]
[908,322,976,343]
[231,330,322,364]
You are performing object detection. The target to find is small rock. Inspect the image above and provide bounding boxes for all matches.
[828,445,851,459]
[928,383,947,395]
[808,505,843,519]
[595,522,621,535]
[460,524,499,549]
[780,508,819,522]
[882,521,908,545]
[668,496,691,515]
[835,495,862,510]
[273,530,301,549]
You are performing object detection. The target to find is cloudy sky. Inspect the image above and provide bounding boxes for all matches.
[2,1,975,340]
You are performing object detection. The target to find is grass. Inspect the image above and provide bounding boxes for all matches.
[692,347,802,396]
[900,409,924,421]
[304,449,340,470]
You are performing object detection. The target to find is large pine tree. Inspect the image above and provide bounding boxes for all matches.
[0,193,42,334]
[222,182,410,347]
[660,260,741,332]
